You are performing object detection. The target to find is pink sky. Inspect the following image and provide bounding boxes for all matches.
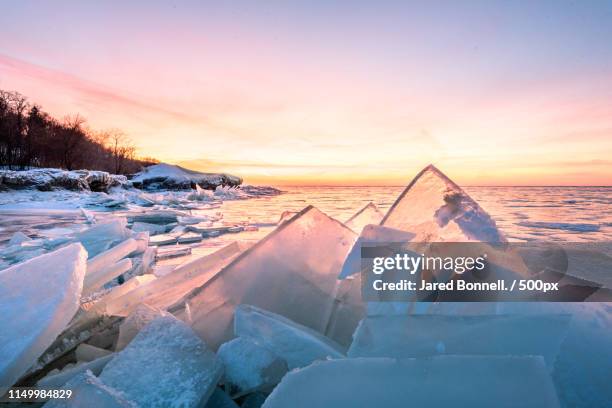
[1,1,611,186]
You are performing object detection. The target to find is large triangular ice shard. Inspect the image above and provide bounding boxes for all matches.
[234,305,345,370]
[0,243,87,395]
[381,165,506,242]
[262,356,560,408]
[99,315,222,408]
[344,202,384,233]
[347,314,570,371]
[172,206,356,350]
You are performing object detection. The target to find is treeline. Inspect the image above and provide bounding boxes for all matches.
[0,90,158,174]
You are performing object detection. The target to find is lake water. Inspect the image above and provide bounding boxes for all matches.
[193,186,612,254]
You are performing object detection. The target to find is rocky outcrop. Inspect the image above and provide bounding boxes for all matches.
[0,168,128,192]
[130,163,242,191]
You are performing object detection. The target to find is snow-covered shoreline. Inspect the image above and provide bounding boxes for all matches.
[0,163,243,193]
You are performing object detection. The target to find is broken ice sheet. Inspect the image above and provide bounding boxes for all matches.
[0,244,87,395]
[99,315,223,408]
[218,337,287,397]
[115,304,170,351]
[262,356,560,408]
[43,370,135,408]
[175,206,356,350]
[234,305,345,370]
[37,354,114,389]
[381,165,507,242]
[72,218,131,258]
[348,314,570,371]
[344,202,384,233]
[105,242,243,317]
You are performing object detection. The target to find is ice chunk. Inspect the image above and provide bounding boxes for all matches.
[131,222,166,235]
[115,304,170,350]
[105,242,243,316]
[176,206,356,349]
[218,337,287,397]
[86,238,138,278]
[262,356,560,408]
[99,315,223,407]
[8,231,31,245]
[339,224,416,279]
[37,354,114,389]
[83,258,132,296]
[0,244,87,395]
[235,305,345,370]
[178,232,203,243]
[348,314,570,371]
[155,246,191,260]
[89,275,157,315]
[344,202,384,233]
[73,218,130,258]
[498,302,612,407]
[75,343,112,362]
[149,234,178,246]
[43,370,135,408]
[205,388,240,408]
[381,165,506,242]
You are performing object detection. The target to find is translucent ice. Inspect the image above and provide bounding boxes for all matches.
[75,343,112,362]
[262,356,560,408]
[0,244,87,395]
[234,305,345,370]
[115,304,170,350]
[99,315,223,407]
[204,388,240,408]
[348,314,570,371]
[43,370,135,408]
[8,231,31,246]
[37,354,114,389]
[131,222,166,235]
[72,218,131,258]
[218,337,287,397]
[381,165,506,242]
[105,242,243,317]
[344,202,384,233]
[176,206,356,349]
[86,238,138,280]
[83,258,132,296]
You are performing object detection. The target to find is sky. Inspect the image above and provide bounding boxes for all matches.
[1,0,611,186]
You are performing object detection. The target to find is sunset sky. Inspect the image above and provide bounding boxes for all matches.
[1,1,611,185]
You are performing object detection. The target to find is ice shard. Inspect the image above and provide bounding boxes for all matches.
[86,238,138,279]
[381,165,506,242]
[234,305,345,370]
[72,218,131,258]
[173,206,356,349]
[0,244,87,395]
[115,304,169,350]
[75,343,112,362]
[37,354,114,389]
[344,202,384,233]
[83,258,133,296]
[105,242,243,317]
[43,370,135,408]
[262,356,560,408]
[218,337,287,397]
[348,314,570,370]
[339,224,415,279]
[88,275,157,315]
[99,315,223,408]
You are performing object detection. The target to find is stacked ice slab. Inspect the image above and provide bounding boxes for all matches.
[45,315,222,408]
[0,244,87,395]
[174,206,357,349]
